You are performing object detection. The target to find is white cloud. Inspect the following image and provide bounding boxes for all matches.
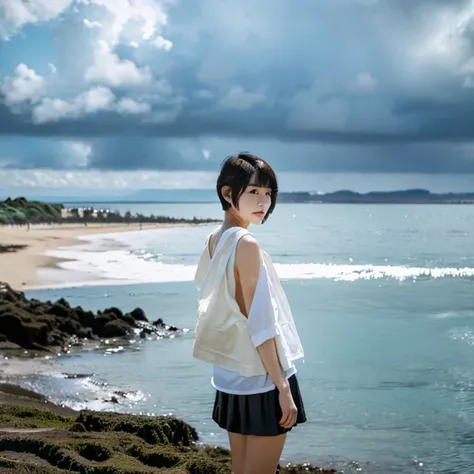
[116,98,151,114]
[0,0,172,51]
[63,140,92,167]
[0,0,72,39]
[86,0,169,45]
[348,72,378,94]
[217,85,268,111]
[151,35,173,51]
[32,86,116,123]
[0,64,46,105]
[85,41,152,87]
[407,3,474,71]
[202,149,211,160]
[84,18,102,28]
[30,88,152,123]
[48,63,58,74]
[129,41,139,48]
[0,170,217,190]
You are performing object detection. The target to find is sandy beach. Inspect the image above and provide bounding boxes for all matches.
[0,223,181,291]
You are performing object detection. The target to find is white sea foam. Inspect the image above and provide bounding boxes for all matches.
[34,229,474,289]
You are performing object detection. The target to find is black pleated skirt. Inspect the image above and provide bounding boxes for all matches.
[212,374,307,436]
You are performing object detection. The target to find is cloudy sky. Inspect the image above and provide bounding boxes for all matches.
[2,0,474,196]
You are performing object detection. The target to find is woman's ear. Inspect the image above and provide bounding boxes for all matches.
[221,185,233,206]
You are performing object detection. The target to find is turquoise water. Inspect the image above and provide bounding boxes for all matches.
[8,204,474,473]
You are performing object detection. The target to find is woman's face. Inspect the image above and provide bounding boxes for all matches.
[235,185,272,225]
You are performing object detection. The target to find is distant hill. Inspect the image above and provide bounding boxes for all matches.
[123,188,474,204]
[4,189,474,206]
[277,189,474,204]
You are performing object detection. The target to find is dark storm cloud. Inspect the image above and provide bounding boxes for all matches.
[2,0,474,173]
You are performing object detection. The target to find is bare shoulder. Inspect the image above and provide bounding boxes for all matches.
[236,234,260,256]
[235,234,261,276]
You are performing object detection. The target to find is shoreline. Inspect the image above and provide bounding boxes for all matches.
[0,222,206,291]
[0,382,338,474]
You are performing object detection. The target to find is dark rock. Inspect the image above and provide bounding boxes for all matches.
[56,298,71,309]
[0,312,27,344]
[100,320,130,338]
[130,307,148,322]
[23,322,49,346]
[139,326,154,339]
[0,281,180,351]
[93,313,114,334]
[57,318,82,336]
[117,311,136,326]
[48,302,74,319]
[103,306,124,319]
[152,318,164,327]
[75,309,95,328]
[0,283,24,302]
[63,373,93,379]
[76,327,93,340]
[36,314,55,331]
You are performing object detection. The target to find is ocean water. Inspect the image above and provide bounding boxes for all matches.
[3,203,474,473]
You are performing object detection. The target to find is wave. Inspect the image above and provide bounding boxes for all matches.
[33,229,474,289]
[42,247,474,288]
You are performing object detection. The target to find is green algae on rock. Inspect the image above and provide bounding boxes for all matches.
[0,405,338,473]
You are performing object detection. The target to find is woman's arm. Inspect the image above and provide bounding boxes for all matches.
[235,236,297,428]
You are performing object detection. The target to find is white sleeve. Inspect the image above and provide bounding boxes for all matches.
[246,262,280,347]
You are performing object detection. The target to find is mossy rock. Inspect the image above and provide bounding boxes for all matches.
[76,441,113,462]
[76,411,198,447]
[126,444,181,468]
[0,405,338,474]
[0,405,72,429]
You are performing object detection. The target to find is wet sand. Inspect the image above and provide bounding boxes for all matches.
[0,223,179,290]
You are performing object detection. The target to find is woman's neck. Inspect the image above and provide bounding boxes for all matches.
[222,210,249,230]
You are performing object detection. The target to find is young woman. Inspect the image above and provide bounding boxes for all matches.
[193,153,306,474]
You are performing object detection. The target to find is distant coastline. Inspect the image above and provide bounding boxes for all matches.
[4,189,474,206]
[65,189,474,205]
[278,189,474,204]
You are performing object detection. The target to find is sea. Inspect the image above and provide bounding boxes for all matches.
[2,202,474,474]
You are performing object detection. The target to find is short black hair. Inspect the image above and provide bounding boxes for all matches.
[216,152,278,223]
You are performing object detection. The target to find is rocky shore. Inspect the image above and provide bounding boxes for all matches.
[0,396,337,474]
[0,282,179,352]
[0,282,339,473]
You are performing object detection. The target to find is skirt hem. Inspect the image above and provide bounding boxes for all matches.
[212,374,306,437]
